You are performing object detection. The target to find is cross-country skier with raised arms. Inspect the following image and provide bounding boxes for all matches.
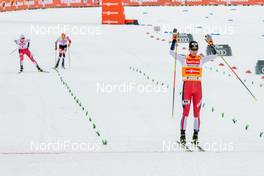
[170,33,217,145]
[54,33,72,69]
[14,34,44,73]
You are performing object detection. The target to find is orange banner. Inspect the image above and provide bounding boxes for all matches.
[220,0,257,5]
[185,0,209,5]
[207,0,226,5]
[102,0,126,24]
[255,0,264,5]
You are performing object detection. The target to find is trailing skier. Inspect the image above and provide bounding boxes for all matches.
[14,34,43,73]
[54,33,72,69]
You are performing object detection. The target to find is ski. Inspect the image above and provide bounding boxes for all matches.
[177,141,193,152]
[196,145,206,152]
[191,142,206,152]
[40,70,49,73]
[18,70,49,74]
[176,141,206,152]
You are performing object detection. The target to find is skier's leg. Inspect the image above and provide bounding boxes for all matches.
[62,53,66,68]
[19,50,24,72]
[181,82,192,131]
[29,50,43,71]
[24,49,43,71]
[55,53,62,68]
[180,81,192,143]
[192,82,202,143]
[193,82,202,131]
[25,49,37,65]
[61,47,66,68]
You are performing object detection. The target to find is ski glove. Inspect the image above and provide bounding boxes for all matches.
[208,45,217,55]
[170,39,176,51]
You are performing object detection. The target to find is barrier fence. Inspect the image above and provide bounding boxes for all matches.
[1,0,264,12]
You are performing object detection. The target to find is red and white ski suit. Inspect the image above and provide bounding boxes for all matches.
[170,51,217,131]
[14,39,37,65]
[55,36,72,56]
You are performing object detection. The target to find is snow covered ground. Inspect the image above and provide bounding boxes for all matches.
[0,6,264,176]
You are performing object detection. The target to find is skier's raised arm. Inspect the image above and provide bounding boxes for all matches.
[201,35,218,65]
[169,32,185,64]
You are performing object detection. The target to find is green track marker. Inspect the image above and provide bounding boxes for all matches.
[260,132,264,138]
[232,118,237,124]
[102,139,107,145]
[96,131,101,136]
[245,124,249,130]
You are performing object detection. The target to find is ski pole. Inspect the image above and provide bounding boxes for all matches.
[68,46,71,68]
[205,34,257,101]
[9,48,17,55]
[220,55,257,101]
[171,28,179,118]
[54,49,57,66]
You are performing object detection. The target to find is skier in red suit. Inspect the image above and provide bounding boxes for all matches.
[170,34,217,144]
[14,34,43,73]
